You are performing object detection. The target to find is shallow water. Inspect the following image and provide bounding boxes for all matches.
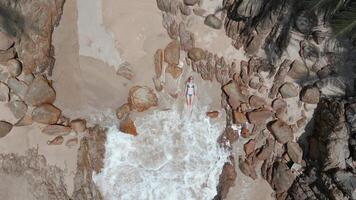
[93,105,229,200]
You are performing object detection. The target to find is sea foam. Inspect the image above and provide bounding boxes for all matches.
[93,106,229,200]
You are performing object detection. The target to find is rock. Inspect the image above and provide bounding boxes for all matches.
[128,86,158,112]
[179,2,191,15]
[300,40,320,63]
[204,14,223,29]
[272,99,287,111]
[15,115,33,126]
[312,30,325,44]
[272,162,296,193]
[47,136,64,145]
[295,11,316,34]
[42,125,71,136]
[233,111,248,124]
[164,40,180,65]
[249,76,260,89]
[156,0,174,12]
[32,104,61,125]
[269,120,294,144]
[257,138,275,160]
[188,47,205,62]
[223,81,248,109]
[0,47,15,62]
[0,82,9,101]
[154,49,164,77]
[317,65,333,79]
[247,109,273,124]
[119,117,137,136]
[215,159,237,200]
[7,77,28,100]
[183,0,198,6]
[24,75,56,106]
[244,139,256,155]
[238,156,257,180]
[65,137,78,148]
[0,31,14,51]
[0,121,12,138]
[193,8,207,17]
[70,119,87,133]
[152,76,163,92]
[245,34,263,55]
[287,142,303,164]
[249,95,266,108]
[5,59,22,77]
[116,103,131,120]
[241,127,250,138]
[300,86,320,104]
[19,73,34,85]
[223,127,239,144]
[288,60,308,79]
[179,22,195,51]
[279,82,299,98]
[8,100,27,119]
[206,111,219,118]
[116,62,134,80]
[166,64,183,79]
[269,59,292,98]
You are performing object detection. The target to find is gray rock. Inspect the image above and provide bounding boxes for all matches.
[32,104,61,125]
[7,77,28,100]
[0,121,12,138]
[0,31,14,50]
[8,100,28,119]
[333,170,356,199]
[24,75,56,106]
[5,59,22,77]
[0,82,9,101]
[269,120,294,144]
[183,0,198,6]
[300,86,320,104]
[188,47,205,62]
[287,142,303,164]
[0,47,15,62]
[288,60,308,79]
[204,14,223,29]
[116,62,134,80]
[312,30,326,45]
[295,11,316,34]
[280,82,299,98]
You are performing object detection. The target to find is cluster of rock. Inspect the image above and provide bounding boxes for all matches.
[287,98,356,200]
[116,85,158,136]
[0,0,65,75]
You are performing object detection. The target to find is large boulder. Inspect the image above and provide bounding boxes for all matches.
[165,64,183,79]
[288,60,308,79]
[188,47,205,62]
[300,86,320,104]
[32,104,61,125]
[269,120,294,144]
[164,40,180,65]
[279,82,299,98]
[128,86,158,112]
[204,14,223,29]
[0,121,12,138]
[8,100,27,119]
[24,75,56,106]
[70,119,87,133]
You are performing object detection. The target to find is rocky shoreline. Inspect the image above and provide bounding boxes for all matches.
[0,0,355,199]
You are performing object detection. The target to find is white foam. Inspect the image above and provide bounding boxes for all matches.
[76,0,123,69]
[93,106,229,200]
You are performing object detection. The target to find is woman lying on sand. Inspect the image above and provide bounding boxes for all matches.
[185,76,196,109]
